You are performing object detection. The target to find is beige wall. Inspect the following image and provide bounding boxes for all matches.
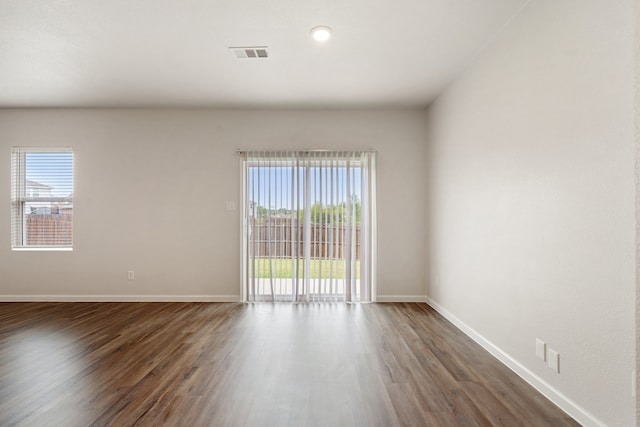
[636,0,640,422]
[0,109,427,300]
[426,1,636,426]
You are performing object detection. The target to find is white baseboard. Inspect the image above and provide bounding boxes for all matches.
[1,294,428,304]
[0,295,241,302]
[376,295,428,303]
[425,297,605,427]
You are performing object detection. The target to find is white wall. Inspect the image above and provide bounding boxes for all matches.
[425,1,636,426]
[0,109,427,300]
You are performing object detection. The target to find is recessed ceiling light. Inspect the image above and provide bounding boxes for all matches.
[310,25,332,42]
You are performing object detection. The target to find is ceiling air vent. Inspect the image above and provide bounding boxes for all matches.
[230,46,269,59]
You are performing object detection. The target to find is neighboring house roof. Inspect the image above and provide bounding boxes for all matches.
[26,179,52,190]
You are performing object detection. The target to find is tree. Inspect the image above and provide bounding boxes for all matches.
[303,195,361,225]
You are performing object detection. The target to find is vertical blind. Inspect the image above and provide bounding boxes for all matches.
[240,150,376,302]
[11,147,74,249]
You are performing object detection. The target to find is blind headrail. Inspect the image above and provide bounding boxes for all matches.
[236,148,376,155]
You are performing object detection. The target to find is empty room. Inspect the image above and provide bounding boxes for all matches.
[0,0,637,426]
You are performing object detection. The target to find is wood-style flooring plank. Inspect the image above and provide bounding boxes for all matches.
[0,302,580,427]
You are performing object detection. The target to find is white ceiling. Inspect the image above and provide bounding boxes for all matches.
[0,0,528,108]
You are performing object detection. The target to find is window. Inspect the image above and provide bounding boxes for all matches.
[240,150,377,302]
[11,147,74,250]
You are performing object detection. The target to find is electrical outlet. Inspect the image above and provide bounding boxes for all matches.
[535,339,546,361]
[548,349,559,373]
[127,271,135,281]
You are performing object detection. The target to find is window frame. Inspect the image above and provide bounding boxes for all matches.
[11,147,74,251]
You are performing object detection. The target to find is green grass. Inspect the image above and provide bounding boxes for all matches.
[251,258,360,279]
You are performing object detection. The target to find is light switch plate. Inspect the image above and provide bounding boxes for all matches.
[536,339,546,361]
[225,201,236,211]
[548,349,559,373]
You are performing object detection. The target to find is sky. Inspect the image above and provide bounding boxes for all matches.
[25,152,73,197]
[248,166,361,210]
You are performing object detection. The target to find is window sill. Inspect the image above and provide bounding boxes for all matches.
[12,247,73,252]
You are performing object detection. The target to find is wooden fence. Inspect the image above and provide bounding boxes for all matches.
[26,214,73,246]
[24,214,356,253]
[249,217,360,259]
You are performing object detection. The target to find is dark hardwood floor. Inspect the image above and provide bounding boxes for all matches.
[0,302,579,426]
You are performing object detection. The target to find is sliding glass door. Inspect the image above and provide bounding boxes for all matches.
[240,151,376,302]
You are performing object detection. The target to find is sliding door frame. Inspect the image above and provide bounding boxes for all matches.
[239,150,376,303]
